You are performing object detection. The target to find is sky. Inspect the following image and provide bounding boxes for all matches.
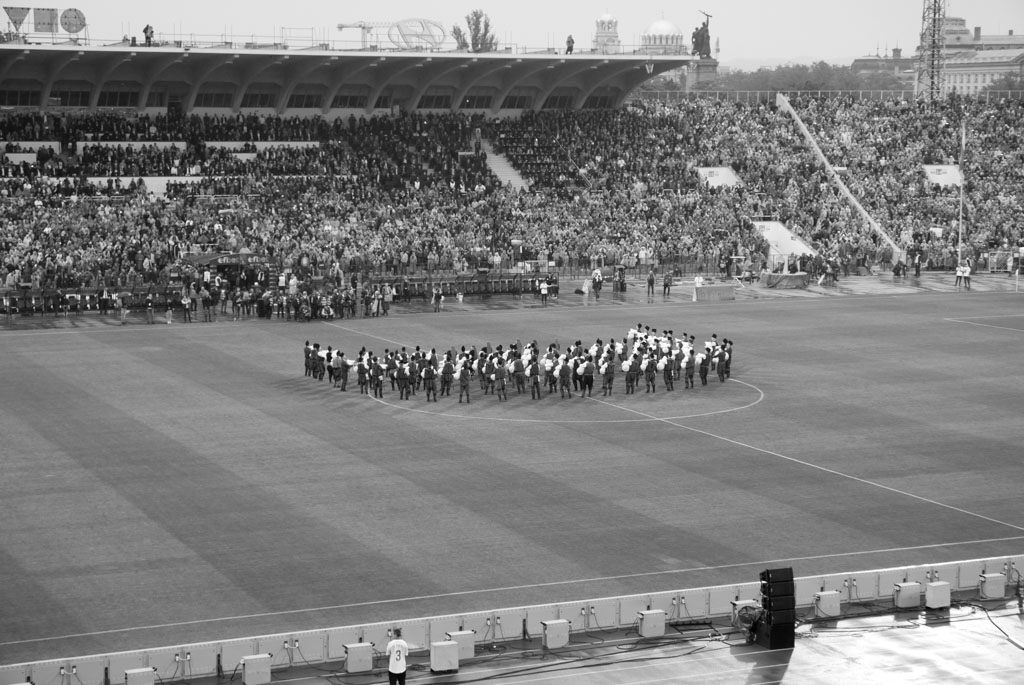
[14,0,1023,68]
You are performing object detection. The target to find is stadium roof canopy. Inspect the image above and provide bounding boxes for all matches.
[0,43,691,115]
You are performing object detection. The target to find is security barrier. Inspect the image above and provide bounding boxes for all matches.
[693,284,736,302]
[1,554,1019,683]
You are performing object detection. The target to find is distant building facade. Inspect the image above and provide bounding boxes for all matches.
[593,13,621,55]
[935,17,1024,53]
[851,47,916,84]
[909,16,1024,96]
[944,49,1024,95]
[641,19,687,55]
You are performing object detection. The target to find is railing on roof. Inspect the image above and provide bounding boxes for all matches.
[0,30,690,57]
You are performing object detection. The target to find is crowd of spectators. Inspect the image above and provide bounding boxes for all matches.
[793,93,1024,270]
[494,102,906,273]
[0,111,337,145]
[3,96,1023,298]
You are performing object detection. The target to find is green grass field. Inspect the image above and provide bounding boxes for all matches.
[2,290,1023,664]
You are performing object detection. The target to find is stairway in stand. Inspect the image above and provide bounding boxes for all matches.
[479,139,529,192]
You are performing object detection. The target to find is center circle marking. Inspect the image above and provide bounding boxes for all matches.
[368,379,764,423]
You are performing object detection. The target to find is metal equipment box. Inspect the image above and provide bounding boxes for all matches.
[541,619,570,649]
[637,610,666,638]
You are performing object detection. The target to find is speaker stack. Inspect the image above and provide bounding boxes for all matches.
[756,567,796,649]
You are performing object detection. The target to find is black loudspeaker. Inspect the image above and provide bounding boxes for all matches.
[768,609,797,623]
[762,580,794,596]
[755,620,795,649]
[760,568,794,597]
[759,566,795,649]
[762,595,795,612]
[760,567,794,583]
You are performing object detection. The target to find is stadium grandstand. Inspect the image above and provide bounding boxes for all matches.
[3,12,1024,685]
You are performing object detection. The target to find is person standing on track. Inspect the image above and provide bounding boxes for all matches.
[558,357,573,398]
[325,347,335,385]
[458,363,472,404]
[332,351,344,389]
[118,291,129,325]
[495,357,509,401]
[529,357,542,400]
[600,355,615,396]
[422,361,438,402]
[339,352,352,391]
[358,356,370,394]
[371,357,385,398]
[181,287,192,323]
[314,344,326,381]
[513,354,526,394]
[684,349,696,388]
[579,355,595,398]
[396,359,410,399]
[385,628,408,685]
[441,353,455,396]
[644,353,657,393]
[698,347,711,386]
[624,354,638,394]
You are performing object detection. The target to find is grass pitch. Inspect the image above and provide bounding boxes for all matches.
[2,291,1023,663]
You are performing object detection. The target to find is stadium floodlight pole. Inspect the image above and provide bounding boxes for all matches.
[958,118,965,264]
[917,0,946,105]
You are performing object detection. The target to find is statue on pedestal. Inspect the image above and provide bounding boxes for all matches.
[691,13,712,58]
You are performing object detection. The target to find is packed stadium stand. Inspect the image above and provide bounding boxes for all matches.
[5,93,1023,307]
[792,94,1024,271]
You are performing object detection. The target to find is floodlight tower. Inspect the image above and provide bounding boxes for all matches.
[917,0,946,104]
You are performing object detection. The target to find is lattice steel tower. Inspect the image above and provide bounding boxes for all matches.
[917,0,947,103]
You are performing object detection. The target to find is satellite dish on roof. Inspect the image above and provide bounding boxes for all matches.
[60,8,87,34]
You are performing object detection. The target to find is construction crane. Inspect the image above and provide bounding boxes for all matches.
[337,21,391,49]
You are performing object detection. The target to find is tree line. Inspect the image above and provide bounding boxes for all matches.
[642,61,1023,94]
[692,62,907,92]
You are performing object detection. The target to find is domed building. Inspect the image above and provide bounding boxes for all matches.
[641,18,687,55]
[594,13,621,55]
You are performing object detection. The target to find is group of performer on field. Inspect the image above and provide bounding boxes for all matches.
[302,323,734,402]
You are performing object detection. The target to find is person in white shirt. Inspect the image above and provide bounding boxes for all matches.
[385,628,408,684]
